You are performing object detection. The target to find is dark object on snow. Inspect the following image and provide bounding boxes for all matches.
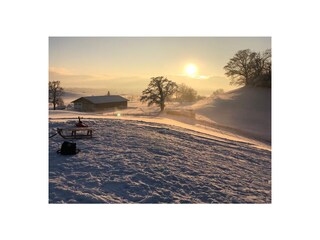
[49,131,58,138]
[57,127,93,139]
[76,116,88,127]
[57,141,80,155]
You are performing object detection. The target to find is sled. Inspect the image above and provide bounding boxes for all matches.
[57,127,93,139]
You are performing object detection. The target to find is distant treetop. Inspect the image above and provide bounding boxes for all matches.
[224,49,271,88]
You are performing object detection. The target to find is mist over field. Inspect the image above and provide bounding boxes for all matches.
[50,70,235,96]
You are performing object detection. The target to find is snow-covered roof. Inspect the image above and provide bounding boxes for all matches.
[72,95,128,104]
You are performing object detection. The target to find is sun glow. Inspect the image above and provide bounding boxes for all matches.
[185,64,197,76]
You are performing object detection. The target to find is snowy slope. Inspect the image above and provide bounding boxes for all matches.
[49,118,271,203]
[192,87,271,142]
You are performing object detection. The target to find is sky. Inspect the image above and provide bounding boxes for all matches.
[49,37,271,96]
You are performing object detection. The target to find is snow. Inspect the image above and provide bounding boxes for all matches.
[49,87,271,203]
[192,86,271,142]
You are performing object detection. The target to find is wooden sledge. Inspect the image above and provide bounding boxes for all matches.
[57,127,93,139]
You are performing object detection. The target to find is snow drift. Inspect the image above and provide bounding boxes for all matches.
[193,87,271,142]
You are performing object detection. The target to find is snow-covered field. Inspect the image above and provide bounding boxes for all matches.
[49,120,271,203]
[49,87,271,203]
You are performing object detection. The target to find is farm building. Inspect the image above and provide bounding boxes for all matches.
[72,95,128,112]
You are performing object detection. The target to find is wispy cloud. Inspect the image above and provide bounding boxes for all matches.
[49,67,150,93]
[49,66,157,82]
[49,67,74,76]
[171,73,211,80]
[49,67,113,81]
[197,75,210,79]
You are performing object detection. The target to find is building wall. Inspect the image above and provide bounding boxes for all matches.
[82,102,95,112]
[73,99,95,112]
[94,101,127,111]
[74,102,82,111]
[73,99,128,112]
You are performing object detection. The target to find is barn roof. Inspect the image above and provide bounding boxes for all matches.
[72,95,129,104]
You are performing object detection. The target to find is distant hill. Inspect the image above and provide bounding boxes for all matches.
[193,87,271,141]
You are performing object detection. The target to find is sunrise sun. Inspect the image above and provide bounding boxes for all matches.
[185,64,197,76]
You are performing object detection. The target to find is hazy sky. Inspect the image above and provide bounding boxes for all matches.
[49,37,271,95]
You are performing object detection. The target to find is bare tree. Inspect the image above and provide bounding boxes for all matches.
[56,97,65,108]
[224,49,256,86]
[251,49,271,87]
[49,81,64,110]
[176,83,198,102]
[224,49,271,87]
[140,76,178,112]
[211,89,224,98]
[252,49,271,78]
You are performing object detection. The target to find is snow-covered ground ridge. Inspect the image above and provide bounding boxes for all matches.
[49,110,270,151]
